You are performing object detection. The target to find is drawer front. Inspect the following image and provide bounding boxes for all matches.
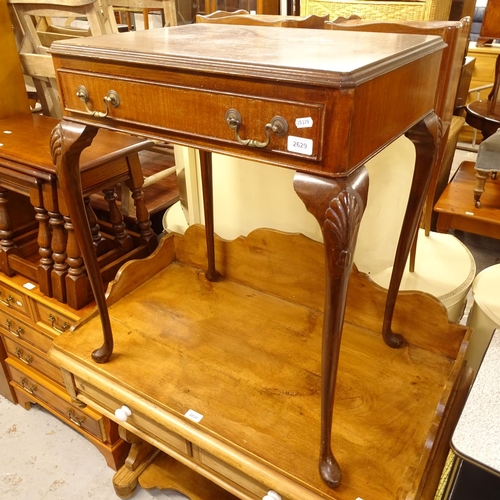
[58,70,325,161]
[195,446,283,500]
[0,282,30,318]
[8,361,105,440]
[32,301,76,336]
[3,336,64,386]
[74,377,191,456]
[0,309,53,353]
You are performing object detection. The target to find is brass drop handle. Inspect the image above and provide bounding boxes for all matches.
[15,348,32,365]
[66,408,86,427]
[76,85,120,118]
[225,109,288,148]
[48,314,69,333]
[0,293,13,307]
[20,377,37,395]
[6,319,23,338]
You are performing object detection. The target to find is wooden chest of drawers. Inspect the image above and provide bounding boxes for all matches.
[0,273,129,470]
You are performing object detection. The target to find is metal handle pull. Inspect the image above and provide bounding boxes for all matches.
[0,293,13,307]
[6,319,23,338]
[20,377,37,395]
[48,314,69,333]
[66,408,86,427]
[15,348,32,365]
[76,85,120,118]
[225,109,288,148]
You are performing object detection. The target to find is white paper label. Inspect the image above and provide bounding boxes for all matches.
[295,117,313,129]
[287,136,313,156]
[23,282,36,291]
[185,409,203,423]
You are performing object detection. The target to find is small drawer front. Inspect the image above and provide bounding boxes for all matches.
[0,282,30,318]
[8,361,105,441]
[32,302,76,336]
[74,377,191,456]
[0,309,53,352]
[3,336,64,387]
[195,447,282,500]
[58,71,324,161]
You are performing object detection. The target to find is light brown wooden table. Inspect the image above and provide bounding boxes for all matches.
[46,24,470,499]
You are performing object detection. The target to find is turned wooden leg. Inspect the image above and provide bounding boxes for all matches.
[294,166,369,489]
[123,153,157,252]
[35,204,53,296]
[103,187,133,251]
[199,150,218,282]
[84,197,107,255]
[50,209,68,303]
[113,427,159,499]
[382,113,439,348]
[0,188,16,276]
[473,170,489,208]
[64,214,91,310]
[51,121,113,363]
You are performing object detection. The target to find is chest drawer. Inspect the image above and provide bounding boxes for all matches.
[0,309,53,352]
[74,377,191,457]
[57,70,325,161]
[31,301,76,335]
[3,335,64,386]
[0,282,30,318]
[8,359,106,441]
[194,446,286,500]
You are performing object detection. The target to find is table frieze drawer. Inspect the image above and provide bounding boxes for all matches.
[32,302,76,336]
[0,309,53,352]
[74,377,191,457]
[7,360,106,440]
[194,446,287,500]
[0,282,30,318]
[57,71,325,160]
[3,335,65,387]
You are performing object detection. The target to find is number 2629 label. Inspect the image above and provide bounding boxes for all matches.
[287,136,313,156]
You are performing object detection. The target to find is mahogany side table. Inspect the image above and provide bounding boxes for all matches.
[48,24,448,496]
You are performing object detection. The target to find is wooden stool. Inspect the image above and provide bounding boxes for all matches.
[466,263,500,374]
[0,114,157,309]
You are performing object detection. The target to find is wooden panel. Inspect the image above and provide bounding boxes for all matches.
[0,282,31,318]
[0,335,16,404]
[74,377,192,457]
[32,301,76,335]
[194,446,272,498]
[7,359,106,441]
[3,335,65,386]
[57,70,325,162]
[0,308,54,353]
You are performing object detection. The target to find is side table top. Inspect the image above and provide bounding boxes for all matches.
[49,24,444,87]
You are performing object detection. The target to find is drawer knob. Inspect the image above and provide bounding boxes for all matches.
[114,405,132,422]
[263,491,281,500]
[225,108,288,149]
[76,85,120,118]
